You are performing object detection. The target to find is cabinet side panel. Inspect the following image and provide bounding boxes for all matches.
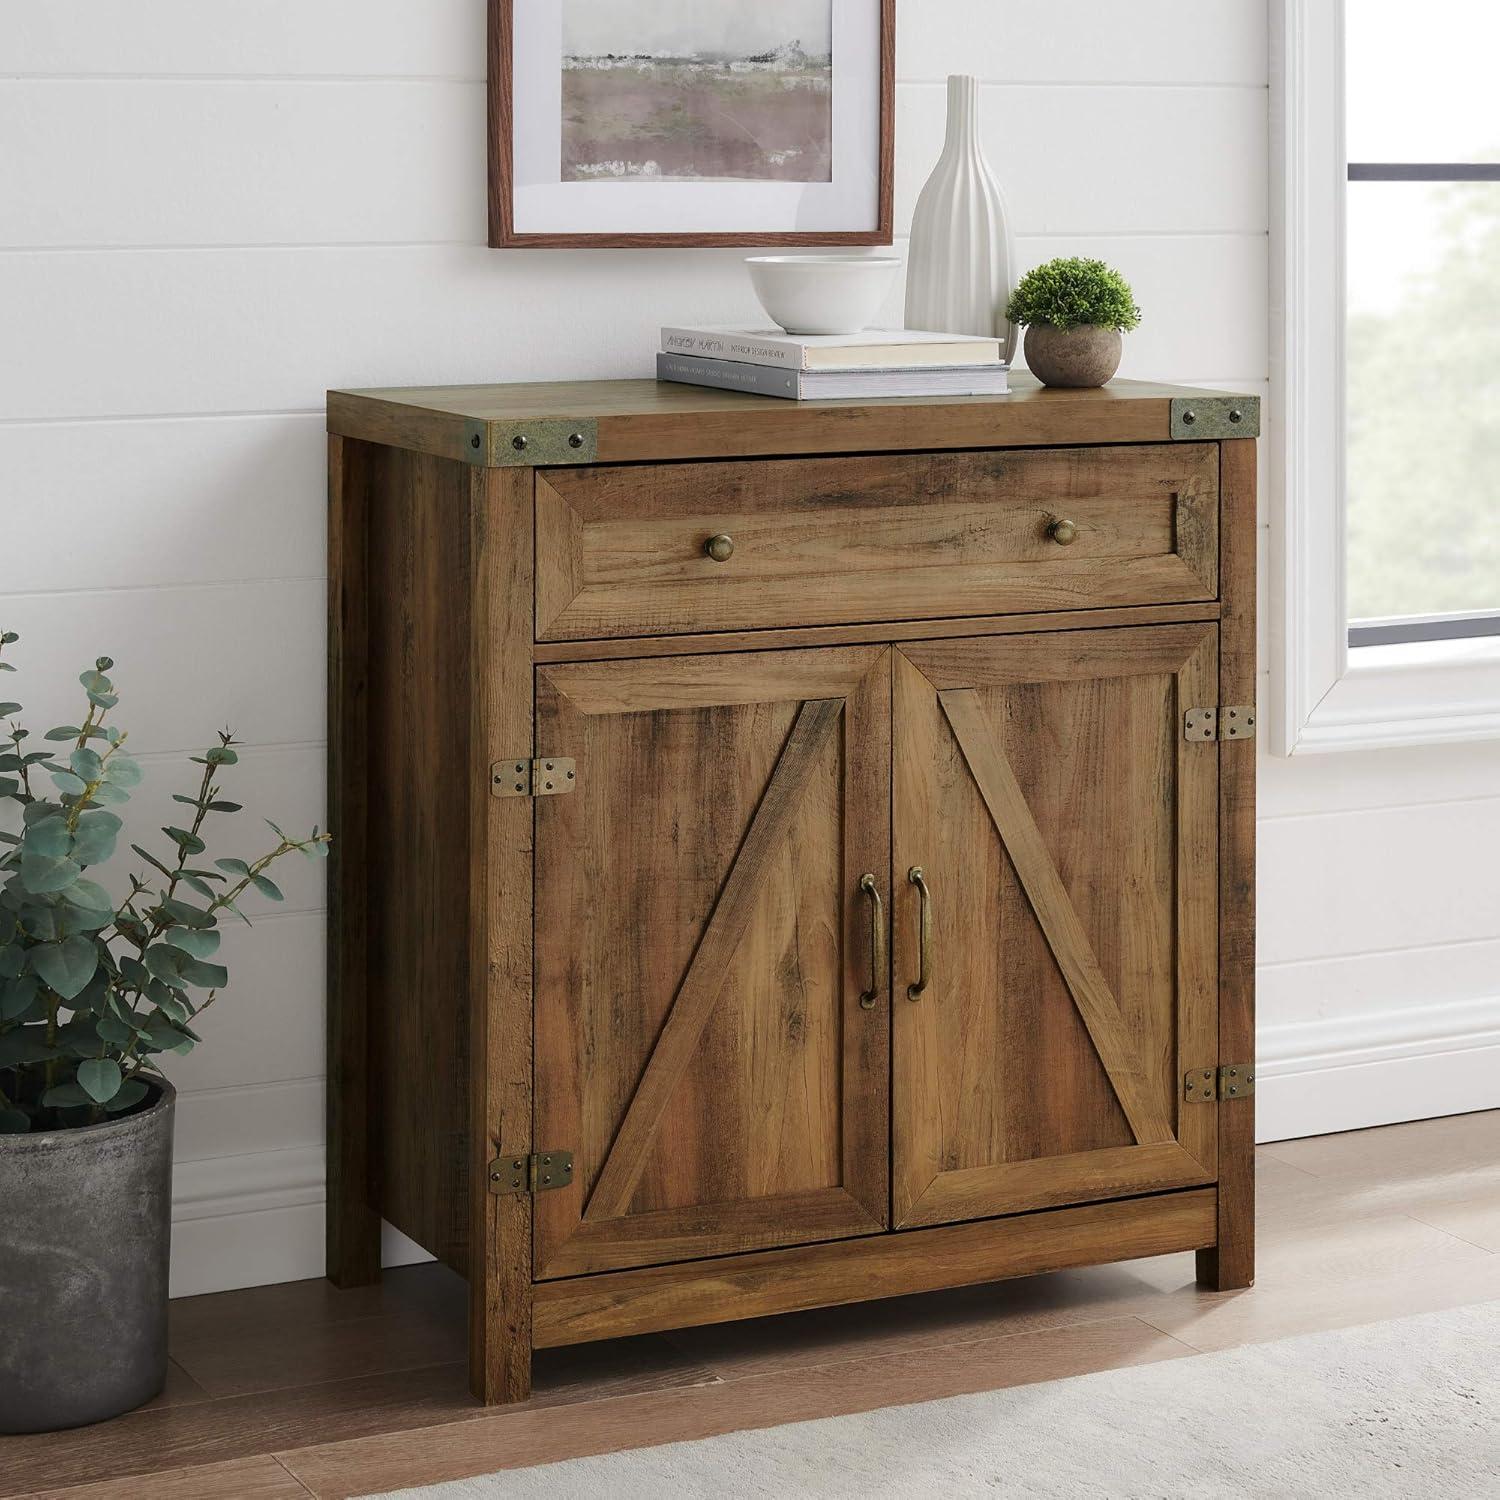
[1199,437,1257,1290]
[364,445,476,1267]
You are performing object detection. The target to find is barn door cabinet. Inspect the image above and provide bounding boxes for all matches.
[327,377,1258,1404]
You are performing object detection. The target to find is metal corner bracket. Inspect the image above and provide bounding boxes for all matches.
[1170,396,1261,441]
[463,418,599,467]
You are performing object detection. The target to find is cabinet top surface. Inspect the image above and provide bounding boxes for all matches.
[327,375,1260,468]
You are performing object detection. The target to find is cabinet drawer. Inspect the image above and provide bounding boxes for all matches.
[535,445,1219,641]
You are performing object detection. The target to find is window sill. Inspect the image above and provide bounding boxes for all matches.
[1294,635,1500,752]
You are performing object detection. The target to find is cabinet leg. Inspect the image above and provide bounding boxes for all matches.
[469,1196,533,1404]
[1196,1237,1253,1292]
[327,431,381,1291]
[325,894,381,1290]
[1198,1114,1255,1291]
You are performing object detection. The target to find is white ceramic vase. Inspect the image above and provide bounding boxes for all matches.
[904,74,1017,361]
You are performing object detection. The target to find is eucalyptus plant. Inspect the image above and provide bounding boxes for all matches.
[0,632,328,1133]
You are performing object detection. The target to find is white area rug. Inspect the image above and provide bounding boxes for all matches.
[373,1301,1500,1499]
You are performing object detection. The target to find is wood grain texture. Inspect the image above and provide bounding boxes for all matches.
[327,377,1249,467]
[363,446,476,1269]
[897,621,1216,690]
[940,689,1175,1148]
[533,1190,1218,1348]
[535,446,1219,640]
[30,1456,311,1500]
[1198,437,1257,1292]
[535,646,891,717]
[3,1331,712,1500]
[325,397,1256,1412]
[533,648,890,1278]
[1177,628,1221,1175]
[531,601,1223,663]
[891,626,1218,1229]
[468,465,536,1402]
[901,1144,1213,1226]
[325,433,380,1289]
[584,697,844,1220]
[486,0,895,249]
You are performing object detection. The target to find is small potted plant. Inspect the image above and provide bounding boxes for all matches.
[0,632,328,1433]
[1006,257,1142,388]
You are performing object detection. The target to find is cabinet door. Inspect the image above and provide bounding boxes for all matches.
[533,647,891,1279]
[891,625,1218,1229]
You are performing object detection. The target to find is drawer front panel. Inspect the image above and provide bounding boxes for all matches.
[535,445,1219,641]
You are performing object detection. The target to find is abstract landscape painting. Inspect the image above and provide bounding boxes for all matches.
[561,0,833,183]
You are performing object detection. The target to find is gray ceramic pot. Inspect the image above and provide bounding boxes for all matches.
[1024,323,1123,388]
[0,1080,174,1434]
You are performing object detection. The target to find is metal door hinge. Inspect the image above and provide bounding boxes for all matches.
[1183,706,1256,743]
[1184,1064,1256,1102]
[490,757,576,798]
[487,1149,575,1196]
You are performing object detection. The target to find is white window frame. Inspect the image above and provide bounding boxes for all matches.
[1269,0,1500,755]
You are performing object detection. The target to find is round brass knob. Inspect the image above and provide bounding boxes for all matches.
[705,533,735,563]
[1048,518,1079,546]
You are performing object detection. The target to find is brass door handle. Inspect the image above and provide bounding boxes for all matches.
[705,533,735,562]
[907,866,932,1001]
[1047,518,1079,546]
[858,874,884,1010]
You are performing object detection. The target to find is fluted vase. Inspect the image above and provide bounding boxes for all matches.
[904,75,1017,362]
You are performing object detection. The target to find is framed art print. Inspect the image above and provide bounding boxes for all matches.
[488,0,895,248]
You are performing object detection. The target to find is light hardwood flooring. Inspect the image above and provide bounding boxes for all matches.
[7,1112,1500,1499]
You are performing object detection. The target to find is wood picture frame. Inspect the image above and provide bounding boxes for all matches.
[487,0,895,249]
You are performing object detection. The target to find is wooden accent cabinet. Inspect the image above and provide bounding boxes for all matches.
[327,377,1258,1404]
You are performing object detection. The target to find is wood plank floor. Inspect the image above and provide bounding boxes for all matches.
[7,1113,1499,1499]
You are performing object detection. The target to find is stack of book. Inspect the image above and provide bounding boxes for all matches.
[657,326,1009,401]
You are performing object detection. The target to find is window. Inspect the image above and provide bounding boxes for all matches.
[1270,1,1500,753]
[1344,1,1500,648]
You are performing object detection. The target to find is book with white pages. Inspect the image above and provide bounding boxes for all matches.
[657,351,1010,401]
[659,325,1004,371]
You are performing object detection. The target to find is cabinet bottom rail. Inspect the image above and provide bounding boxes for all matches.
[530,1188,1218,1349]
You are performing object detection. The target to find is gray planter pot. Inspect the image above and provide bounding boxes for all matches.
[1024,323,1123,388]
[0,1080,174,1434]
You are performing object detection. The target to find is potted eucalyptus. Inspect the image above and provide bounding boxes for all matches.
[1006,256,1143,388]
[0,632,328,1433]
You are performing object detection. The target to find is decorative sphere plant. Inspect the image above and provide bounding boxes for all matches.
[1005,257,1142,388]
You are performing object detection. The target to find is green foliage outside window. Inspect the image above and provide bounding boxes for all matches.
[1347,184,1500,621]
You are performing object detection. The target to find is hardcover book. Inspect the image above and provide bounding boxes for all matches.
[660,325,1004,371]
[657,351,1010,402]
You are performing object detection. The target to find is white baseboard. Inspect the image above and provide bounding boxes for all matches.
[1256,994,1500,1142]
[170,1145,433,1298]
[162,997,1500,1297]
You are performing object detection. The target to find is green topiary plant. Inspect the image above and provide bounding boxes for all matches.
[1006,257,1142,333]
[0,631,329,1133]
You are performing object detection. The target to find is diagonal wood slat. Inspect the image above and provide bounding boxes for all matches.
[584,697,845,1222]
[939,689,1175,1146]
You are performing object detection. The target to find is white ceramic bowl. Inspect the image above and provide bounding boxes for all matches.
[745,255,903,336]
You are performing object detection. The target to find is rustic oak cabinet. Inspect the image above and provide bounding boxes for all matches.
[327,377,1257,1404]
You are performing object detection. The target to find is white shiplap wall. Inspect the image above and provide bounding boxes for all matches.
[6,1,1491,1298]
